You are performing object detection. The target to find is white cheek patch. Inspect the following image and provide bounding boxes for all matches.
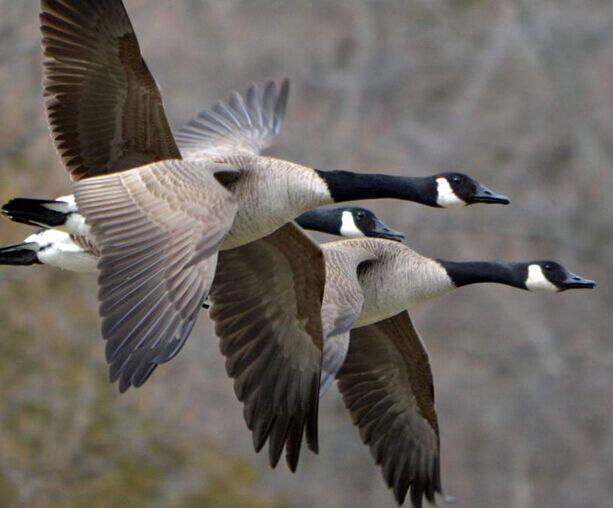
[436,178,466,208]
[526,264,558,292]
[340,211,364,238]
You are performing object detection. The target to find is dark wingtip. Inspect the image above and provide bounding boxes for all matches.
[304,374,320,454]
[267,415,290,469]
[117,376,131,394]
[284,415,306,473]
[286,454,299,473]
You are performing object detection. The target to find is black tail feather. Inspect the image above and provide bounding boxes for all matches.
[0,242,40,265]
[2,198,68,228]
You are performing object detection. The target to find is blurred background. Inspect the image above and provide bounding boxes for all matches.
[0,0,611,507]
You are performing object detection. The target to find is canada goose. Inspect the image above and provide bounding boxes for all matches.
[208,234,589,499]
[1,171,506,246]
[4,0,511,394]
[212,233,595,501]
[317,239,594,505]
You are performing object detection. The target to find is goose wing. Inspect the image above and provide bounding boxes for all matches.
[175,79,290,159]
[336,310,442,507]
[319,245,376,396]
[208,222,325,472]
[41,0,181,181]
[73,160,238,392]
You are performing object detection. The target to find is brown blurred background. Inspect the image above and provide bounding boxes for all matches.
[0,1,612,507]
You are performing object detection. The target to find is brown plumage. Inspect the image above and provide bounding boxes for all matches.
[41,0,181,180]
[338,311,441,506]
[73,160,238,391]
[208,223,326,471]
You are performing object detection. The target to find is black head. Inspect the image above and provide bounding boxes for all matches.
[521,260,596,292]
[295,207,405,241]
[433,173,510,207]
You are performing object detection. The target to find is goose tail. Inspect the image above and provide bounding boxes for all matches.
[0,241,41,266]
[2,197,73,228]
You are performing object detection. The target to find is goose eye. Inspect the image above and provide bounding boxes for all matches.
[452,176,462,184]
[543,264,552,272]
[356,211,365,220]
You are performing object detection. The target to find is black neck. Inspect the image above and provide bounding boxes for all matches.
[294,210,338,235]
[438,261,526,290]
[315,170,437,207]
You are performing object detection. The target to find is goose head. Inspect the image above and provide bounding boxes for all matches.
[433,173,510,208]
[521,261,596,292]
[440,259,595,292]
[295,207,405,241]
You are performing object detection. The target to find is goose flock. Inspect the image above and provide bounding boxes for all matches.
[0,1,596,506]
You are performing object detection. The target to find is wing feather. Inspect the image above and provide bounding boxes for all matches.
[73,159,237,391]
[209,223,325,472]
[337,311,442,506]
[41,0,181,180]
[176,79,290,158]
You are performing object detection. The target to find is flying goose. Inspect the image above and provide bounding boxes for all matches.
[213,234,595,504]
[204,231,594,505]
[324,239,595,505]
[2,0,510,475]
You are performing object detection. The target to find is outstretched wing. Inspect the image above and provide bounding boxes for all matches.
[208,222,325,472]
[175,79,289,159]
[41,0,181,180]
[73,159,237,392]
[337,311,442,507]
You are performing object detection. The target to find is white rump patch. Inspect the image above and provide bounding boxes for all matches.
[25,229,97,272]
[526,264,558,292]
[340,211,364,238]
[46,194,78,213]
[436,178,466,208]
[25,229,69,248]
[65,213,91,237]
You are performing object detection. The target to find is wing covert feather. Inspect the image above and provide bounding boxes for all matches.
[74,159,237,391]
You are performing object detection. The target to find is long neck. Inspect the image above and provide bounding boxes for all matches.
[315,170,436,206]
[294,210,337,235]
[438,261,526,290]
